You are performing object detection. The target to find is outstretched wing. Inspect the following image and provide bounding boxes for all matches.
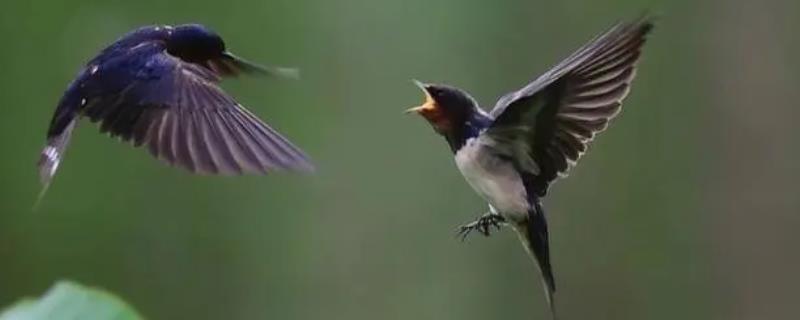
[83,42,313,174]
[486,17,653,196]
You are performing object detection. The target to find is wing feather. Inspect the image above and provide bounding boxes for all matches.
[83,43,312,174]
[200,109,242,174]
[486,17,653,196]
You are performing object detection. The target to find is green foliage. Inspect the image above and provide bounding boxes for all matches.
[0,281,142,320]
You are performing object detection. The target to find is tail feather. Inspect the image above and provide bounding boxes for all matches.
[35,120,77,208]
[515,198,558,319]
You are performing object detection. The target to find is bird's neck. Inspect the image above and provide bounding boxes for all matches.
[445,110,492,153]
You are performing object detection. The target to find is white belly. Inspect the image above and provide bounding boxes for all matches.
[455,138,530,219]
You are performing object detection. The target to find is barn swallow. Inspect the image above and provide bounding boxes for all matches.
[38,24,312,199]
[407,17,653,318]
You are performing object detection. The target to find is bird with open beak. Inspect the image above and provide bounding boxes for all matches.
[407,17,654,318]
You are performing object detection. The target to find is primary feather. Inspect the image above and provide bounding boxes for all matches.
[486,17,654,196]
[38,24,311,199]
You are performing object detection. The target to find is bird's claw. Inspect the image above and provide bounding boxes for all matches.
[456,214,506,241]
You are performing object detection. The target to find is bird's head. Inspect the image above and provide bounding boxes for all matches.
[166,24,226,63]
[406,81,479,135]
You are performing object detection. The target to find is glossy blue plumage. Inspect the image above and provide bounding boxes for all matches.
[39,24,312,194]
[410,18,654,318]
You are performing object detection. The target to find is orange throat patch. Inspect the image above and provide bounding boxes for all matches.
[409,90,450,132]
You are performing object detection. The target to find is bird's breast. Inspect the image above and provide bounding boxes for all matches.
[454,137,531,220]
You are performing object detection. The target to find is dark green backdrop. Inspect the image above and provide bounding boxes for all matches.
[1,0,798,319]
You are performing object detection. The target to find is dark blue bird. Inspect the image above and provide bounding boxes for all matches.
[38,24,312,195]
[407,17,653,318]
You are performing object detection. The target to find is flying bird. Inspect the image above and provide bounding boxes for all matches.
[406,17,653,318]
[38,24,312,198]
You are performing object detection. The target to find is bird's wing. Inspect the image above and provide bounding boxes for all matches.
[485,17,653,196]
[83,42,313,174]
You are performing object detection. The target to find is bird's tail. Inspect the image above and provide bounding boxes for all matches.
[514,199,558,319]
[34,119,77,209]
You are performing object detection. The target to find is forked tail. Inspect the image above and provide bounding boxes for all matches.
[34,120,77,209]
[516,198,558,319]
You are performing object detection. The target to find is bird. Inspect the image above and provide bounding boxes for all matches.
[37,24,313,201]
[406,17,654,318]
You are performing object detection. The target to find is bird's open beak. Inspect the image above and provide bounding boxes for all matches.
[405,80,437,114]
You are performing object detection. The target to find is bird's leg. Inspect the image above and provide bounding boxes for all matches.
[456,211,507,241]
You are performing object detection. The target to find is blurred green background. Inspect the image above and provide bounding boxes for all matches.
[1,0,798,319]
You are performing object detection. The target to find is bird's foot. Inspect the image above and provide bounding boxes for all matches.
[456,214,507,241]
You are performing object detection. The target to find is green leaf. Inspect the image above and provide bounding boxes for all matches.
[0,281,143,320]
